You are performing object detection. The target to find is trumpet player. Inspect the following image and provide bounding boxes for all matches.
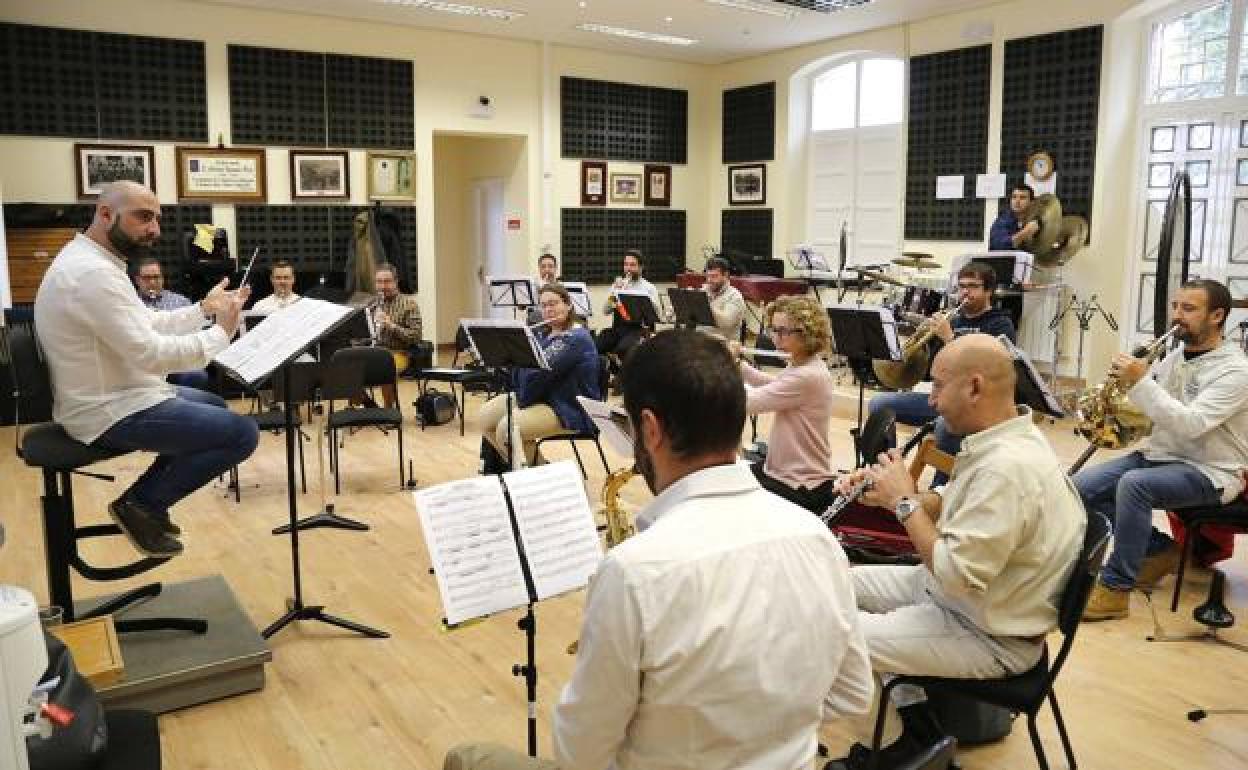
[826,335,1084,770]
[447,331,873,770]
[866,262,1016,483]
[1075,279,1248,621]
[594,249,659,372]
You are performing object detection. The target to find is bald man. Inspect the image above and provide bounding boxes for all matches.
[825,335,1086,770]
[34,181,258,559]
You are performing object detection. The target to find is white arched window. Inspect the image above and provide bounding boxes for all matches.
[1130,0,1248,339]
[807,56,905,266]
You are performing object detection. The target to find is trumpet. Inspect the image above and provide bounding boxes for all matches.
[820,420,936,525]
[872,300,966,391]
[1073,323,1181,450]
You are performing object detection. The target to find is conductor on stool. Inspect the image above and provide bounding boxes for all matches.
[33,181,258,559]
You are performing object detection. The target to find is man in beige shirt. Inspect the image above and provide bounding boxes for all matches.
[704,256,746,341]
[826,334,1085,770]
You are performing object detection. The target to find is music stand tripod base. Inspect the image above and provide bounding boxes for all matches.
[1144,593,1248,653]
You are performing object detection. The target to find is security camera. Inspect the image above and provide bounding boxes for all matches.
[479,96,491,107]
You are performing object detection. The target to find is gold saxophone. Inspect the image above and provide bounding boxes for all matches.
[567,466,637,654]
[1074,323,1181,450]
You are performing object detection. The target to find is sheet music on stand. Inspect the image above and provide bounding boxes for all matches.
[576,396,634,457]
[214,298,354,386]
[414,461,602,626]
[488,275,538,310]
[826,303,903,362]
[562,281,593,318]
[461,318,550,371]
[998,335,1065,418]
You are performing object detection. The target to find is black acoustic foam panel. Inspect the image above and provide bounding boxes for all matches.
[721,209,774,259]
[561,77,687,164]
[723,82,775,163]
[560,208,686,284]
[905,45,991,241]
[1001,25,1103,232]
[0,23,206,141]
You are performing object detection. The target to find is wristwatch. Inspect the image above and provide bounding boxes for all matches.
[895,496,920,524]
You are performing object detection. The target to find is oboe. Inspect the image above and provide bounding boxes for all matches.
[820,419,937,525]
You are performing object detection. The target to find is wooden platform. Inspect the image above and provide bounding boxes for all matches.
[3,376,1247,769]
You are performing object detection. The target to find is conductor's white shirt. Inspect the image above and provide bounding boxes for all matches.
[33,234,229,443]
[554,462,874,770]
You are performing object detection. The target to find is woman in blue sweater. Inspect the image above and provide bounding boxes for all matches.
[478,283,601,471]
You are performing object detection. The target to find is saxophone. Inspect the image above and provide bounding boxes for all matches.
[1074,323,1181,450]
[567,465,638,654]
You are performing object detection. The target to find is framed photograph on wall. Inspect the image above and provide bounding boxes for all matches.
[581,161,607,206]
[367,151,416,201]
[290,150,350,199]
[609,173,642,203]
[175,146,267,202]
[644,164,671,207]
[728,164,766,205]
[75,143,155,200]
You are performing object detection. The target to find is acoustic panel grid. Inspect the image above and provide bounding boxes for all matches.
[230,45,414,149]
[904,45,991,241]
[721,209,774,259]
[560,208,686,284]
[235,205,418,291]
[722,82,775,164]
[561,77,687,164]
[0,23,207,140]
[1001,25,1103,229]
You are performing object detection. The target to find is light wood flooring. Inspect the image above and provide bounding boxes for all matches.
[2,373,1247,770]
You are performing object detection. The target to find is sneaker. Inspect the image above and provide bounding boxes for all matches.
[1082,581,1130,621]
[107,497,183,558]
[154,515,182,537]
[1134,542,1181,592]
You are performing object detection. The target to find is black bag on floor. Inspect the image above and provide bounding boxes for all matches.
[27,631,109,770]
[928,690,1014,745]
[416,389,456,426]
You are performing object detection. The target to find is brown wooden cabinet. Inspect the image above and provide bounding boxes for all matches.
[5,227,77,303]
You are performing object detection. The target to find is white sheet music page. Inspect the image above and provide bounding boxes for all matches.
[414,476,531,625]
[562,281,593,317]
[213,298,353,386]
[462,318,550,370]
[576,396,634,457]
[503,462,603,600]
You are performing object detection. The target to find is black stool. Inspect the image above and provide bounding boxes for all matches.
[21,423,207,635]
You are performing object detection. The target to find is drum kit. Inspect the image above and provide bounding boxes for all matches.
[844,252,951,325]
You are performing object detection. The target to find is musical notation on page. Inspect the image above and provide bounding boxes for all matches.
[505,461,603,599]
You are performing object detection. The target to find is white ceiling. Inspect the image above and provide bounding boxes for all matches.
[198,0,1003,64]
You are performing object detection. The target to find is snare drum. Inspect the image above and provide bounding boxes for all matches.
[902,286,946,317]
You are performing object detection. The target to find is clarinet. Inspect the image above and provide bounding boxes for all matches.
[820,419,938,525]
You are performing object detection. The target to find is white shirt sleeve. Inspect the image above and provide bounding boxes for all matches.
[553,555,643,769]
[81,266,229,376]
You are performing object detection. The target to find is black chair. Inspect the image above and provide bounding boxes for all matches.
[413,324,498,436]
[326,347,406,493]
[534,354,612,479]
[225,406,309,502]
[868,511,1111,770]
[898,736,957,770]
[6,323,205,635]
[1167,497,1248,612]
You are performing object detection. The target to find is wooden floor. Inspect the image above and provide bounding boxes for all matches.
[3,372,1248,770]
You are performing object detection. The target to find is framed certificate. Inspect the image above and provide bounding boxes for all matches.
[176,146,267,202]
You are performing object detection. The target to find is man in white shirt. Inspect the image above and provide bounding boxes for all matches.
[445,330,874,770]
[250,259,300,315]
[827,334,1085,769]
[595,249,660,367]
[536,252,559,287]
[33,181,258,559]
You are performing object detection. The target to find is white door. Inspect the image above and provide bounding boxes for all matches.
[472,177,506,318]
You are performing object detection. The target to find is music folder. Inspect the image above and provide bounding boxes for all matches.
[615,289,661,327]
[667,287,716,329]
[414,461,603,626]
[460,319,550,371]
[826,303,902,362]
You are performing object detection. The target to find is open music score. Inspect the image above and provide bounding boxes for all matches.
[414,461,603,627]
[213,298,353,386]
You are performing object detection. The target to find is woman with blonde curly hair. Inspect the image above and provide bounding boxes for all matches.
[739,294,837,512]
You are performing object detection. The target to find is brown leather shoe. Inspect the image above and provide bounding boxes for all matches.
[1134,542,1181,592]
[1082,581,1129,621]
[108,497,183,558]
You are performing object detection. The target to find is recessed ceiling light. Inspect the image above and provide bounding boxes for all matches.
[575,23,698,46]
[375,0,525,21]
[577,1,586,6]
[664,16,673,23]
[703,0,799,19]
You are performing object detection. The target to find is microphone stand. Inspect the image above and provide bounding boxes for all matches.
[1050,293,1117,400]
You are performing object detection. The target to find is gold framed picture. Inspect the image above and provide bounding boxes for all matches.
[175,146,267,202]
[609,172,642,204]
[367,151,416,201]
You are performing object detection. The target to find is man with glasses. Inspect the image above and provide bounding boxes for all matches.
[134,257,213,392]
[866,262,1016,481]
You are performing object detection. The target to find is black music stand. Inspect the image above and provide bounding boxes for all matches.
[317,307,371,361]
[667,287,715,330]
[616,291,661,328]
[827,305,901,461]
[459,321,549,755]
[998,335,1064,419]
[489,278,538,320]
[218,307,389,642]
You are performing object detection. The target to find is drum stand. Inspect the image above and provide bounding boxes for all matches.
[1049,292,1117,402]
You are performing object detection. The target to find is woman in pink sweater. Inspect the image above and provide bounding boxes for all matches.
[739,295,838,513]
